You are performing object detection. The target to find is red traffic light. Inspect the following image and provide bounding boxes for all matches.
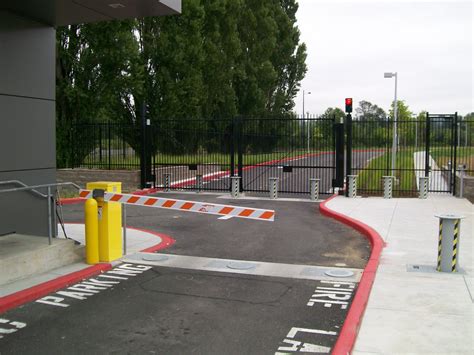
[345,98,353,113]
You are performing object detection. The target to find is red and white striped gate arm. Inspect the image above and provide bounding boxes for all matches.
[79,190,275,222]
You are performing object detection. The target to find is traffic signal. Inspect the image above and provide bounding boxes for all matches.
[345,98,353,113]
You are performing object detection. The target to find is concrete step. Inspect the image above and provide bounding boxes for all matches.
[0,234,85,285]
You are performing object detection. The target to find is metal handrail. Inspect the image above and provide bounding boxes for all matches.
[0,181,81,195]
[0,180,48,198]
[0,181,82,245]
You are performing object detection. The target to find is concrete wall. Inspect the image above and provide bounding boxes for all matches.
[455,174,474,203]
[57,169,141,193]
[0,11,56,237]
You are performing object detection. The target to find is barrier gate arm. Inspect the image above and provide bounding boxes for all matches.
[79,190,275,222]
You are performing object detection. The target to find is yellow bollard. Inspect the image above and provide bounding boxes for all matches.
[86,182,122,262]
[84,198,99,265]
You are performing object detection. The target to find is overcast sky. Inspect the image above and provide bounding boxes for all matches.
[294,0,473,117]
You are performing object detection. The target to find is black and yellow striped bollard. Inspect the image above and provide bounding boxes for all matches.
[435,214,464,273]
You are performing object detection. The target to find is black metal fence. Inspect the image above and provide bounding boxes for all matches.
[63,116,339,195]
[61,112,472,197]
[349,113,473,196]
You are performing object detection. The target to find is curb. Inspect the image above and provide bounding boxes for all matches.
[129,227,176,253]
[0,226,175,315]
[319,194,385,355]
[0,263,112,314]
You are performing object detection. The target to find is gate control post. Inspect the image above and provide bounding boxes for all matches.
[347,175,358,198]
[84,198,99,264]
[435,214,464,272]
[419,176,429,199]
[163,173,171,192]
[196,174,203,193]
[382,176,394,199]
[86,182,122,262]
[310,178,320,201]
[231,176,241,198]
[269,177,279,199]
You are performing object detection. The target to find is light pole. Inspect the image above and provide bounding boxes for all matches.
[303,90,311,153]
[384,72,398,177]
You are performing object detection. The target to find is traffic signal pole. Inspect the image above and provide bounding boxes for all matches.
[344,98,353,197]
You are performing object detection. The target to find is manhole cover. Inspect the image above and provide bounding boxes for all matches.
[324,269,354,278]
[226,261,256,270]
[142,254,169,262]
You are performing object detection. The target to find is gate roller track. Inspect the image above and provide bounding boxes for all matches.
[79,190,275,222]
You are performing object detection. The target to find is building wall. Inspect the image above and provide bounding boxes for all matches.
[0,11,56,237]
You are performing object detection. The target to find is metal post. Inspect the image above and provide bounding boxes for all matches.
[163,173,171,192]
[345,113,353,197]
[458,165,466,198]
[47,186,52,245]
[419,176,429,199]
[140,101,147,188]
[425,112,431,177]
[231,176,241,198]
[391,73,398,177]
[334,122,344,188]
[196,174,203,193]
[415,119,418,148]
[435,214,464,272]
[310,178,320,201]
[452,113,458,195]
[122,203,127,255]
[269,177,279,199]
[382,176,394,199]
[347,175,357,198]
[307,112,310,154]
[237,117,243,193]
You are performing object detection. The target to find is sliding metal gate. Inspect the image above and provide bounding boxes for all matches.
[151,116,340,195]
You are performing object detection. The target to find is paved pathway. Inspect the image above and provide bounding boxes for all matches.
[413,151,450,192]
[326,195,473,354]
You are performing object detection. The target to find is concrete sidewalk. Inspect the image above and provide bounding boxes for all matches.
[326,195,473,354]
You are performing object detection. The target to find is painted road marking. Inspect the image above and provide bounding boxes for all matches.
[306,281,356,309]
[274,280,357,353]
[123,253,363,282]
[0,318,27,339]
[35,263,151,308]
[275,327,337,354]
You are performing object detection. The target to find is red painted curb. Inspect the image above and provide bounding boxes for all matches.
[58,197,85,205]
[0,225,175,315]
[0,263,112,314]
[132,228,176,253]
[319,195,385,355]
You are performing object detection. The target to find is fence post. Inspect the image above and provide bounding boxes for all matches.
[334,121,345,189]
[419,176,429,199]
[310,178,320,201]
[237,116,243,193]
[196,174,203,193]
[163,173,171,192]
[452,112,458,195]
[382,176,394,199]
[231,176,241,198]
[269,177,279,199]
[140,101,147,188]
[347,175,357,198]
[435,214,464,272]
[425,112,431,177]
